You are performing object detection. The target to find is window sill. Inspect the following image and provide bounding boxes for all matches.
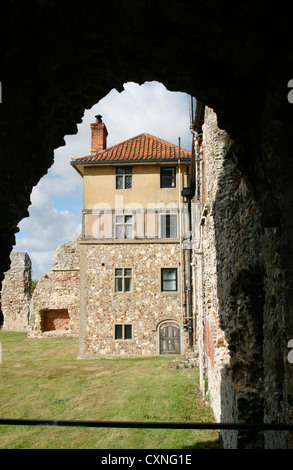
[160,291,179,295]
[80,238,180,244]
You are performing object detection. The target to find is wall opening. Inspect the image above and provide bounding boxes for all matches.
[40,309,70,333]
[159,321,181,355]
[13,81,192,281]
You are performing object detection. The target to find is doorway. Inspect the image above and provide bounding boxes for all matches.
[159,322,181,354]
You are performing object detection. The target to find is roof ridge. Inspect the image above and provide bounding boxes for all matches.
[101,133,148,154]
[72,132,191,163]
[140,132,191,151]
[97,132,190,156]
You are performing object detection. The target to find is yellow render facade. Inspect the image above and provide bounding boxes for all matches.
[83,163,186,208]
[82,163,189,241]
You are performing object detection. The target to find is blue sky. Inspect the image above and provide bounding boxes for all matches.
[14,81,194,279]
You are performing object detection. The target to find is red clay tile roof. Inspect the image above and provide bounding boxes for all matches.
[72,133,191,164]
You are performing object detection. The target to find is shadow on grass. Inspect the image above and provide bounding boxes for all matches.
[182,437,223,449]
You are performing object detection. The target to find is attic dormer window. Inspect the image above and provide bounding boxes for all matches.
[116,167,132,189]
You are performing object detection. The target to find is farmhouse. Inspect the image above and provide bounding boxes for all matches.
[71,115,193,358]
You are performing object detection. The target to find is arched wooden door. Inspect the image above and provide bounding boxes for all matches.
[159,322,181,354]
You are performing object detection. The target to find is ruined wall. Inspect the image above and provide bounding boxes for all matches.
[193,107,231,422]
[2,2,292,294]
[194,108,291,449]
[29,239,80,338]
[79,242,188,358]
[1,252,31,332]
[2,2,293,450]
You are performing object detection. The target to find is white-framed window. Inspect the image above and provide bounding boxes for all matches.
[114,324,132,340]
[161,268,178,292]
[115,213,134,239]
[115,268,133,293]
[116,167,132,189]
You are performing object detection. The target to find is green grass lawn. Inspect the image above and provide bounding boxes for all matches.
[0,332,221,449]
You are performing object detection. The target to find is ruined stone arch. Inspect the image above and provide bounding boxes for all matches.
[2,1,293,284]
[2,1,293,449]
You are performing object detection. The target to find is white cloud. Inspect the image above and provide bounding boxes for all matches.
[91,82,192,151]
[16,185,81,279]
[14,81,193,279]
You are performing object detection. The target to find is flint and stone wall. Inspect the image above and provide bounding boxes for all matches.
[29,239,80,338]
[194,107,290,449]
[79,241,187,358]
[1,252,31,332]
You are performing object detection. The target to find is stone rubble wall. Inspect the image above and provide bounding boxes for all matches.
[1,239,81,336]
[1,252,32,332]
[52,237,81,270]
[194,107,289,449]
[28,238,80,338]
[79,242,188,358]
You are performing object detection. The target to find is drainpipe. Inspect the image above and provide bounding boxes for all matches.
[178,138,184,326]
[186,162,193,348]
[182,161,193,348]
[189,95,205,394]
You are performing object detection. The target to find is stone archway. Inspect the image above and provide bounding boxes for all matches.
[2,2,293,286]
[2,2,293,449]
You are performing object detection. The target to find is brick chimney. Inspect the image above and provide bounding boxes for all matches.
[90,115,108,154]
